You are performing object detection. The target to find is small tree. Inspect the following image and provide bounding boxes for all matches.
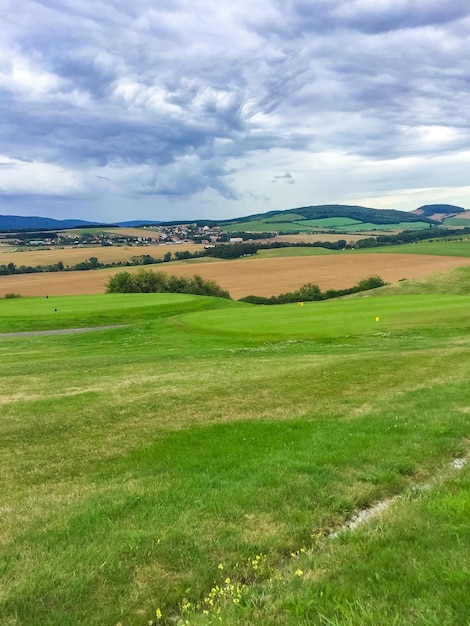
[106,271,135,293]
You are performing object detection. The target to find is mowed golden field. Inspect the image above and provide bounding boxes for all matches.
[0,234,367,267]
[0,243,204,266]
[1,253,469,299]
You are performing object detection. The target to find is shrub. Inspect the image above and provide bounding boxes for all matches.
[106,269,231,299]
[356,276,386,291]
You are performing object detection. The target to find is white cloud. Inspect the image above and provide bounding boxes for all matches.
[0,0,469,220]
[0,157,85,195]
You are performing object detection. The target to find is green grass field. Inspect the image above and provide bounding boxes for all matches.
[353,240,470,257]
[442,216,470,226]
[222,220,315,232]
[1,288,469,625]
[299,217,361,227]
[222,220,431,234]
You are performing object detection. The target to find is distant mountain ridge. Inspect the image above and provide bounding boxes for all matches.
[0,215,102,231]
[0,215,162,231]
[0,203,468,232]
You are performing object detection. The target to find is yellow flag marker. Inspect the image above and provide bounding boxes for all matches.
[375,316,380,322]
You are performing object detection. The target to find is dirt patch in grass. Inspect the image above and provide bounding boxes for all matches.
[0,253,468,299]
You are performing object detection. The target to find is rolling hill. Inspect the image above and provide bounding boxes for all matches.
[412,204,466,220]
[3,203,469,234]
[219,204,437,233]
[224,204,434,225]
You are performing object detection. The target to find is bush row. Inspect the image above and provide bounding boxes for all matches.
[106,269,231,299]
[239,276,386,304]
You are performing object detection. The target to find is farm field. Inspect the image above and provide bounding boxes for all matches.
[0,234,369,264]
[443,214,470,226]
[271,233,368,244]
[221,214,431,234]
[0,243,204,267]
[0,289,469,625]
[297,220,431,232]
[1,252,469,299]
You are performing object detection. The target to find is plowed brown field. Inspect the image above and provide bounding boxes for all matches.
[1,253,469,299]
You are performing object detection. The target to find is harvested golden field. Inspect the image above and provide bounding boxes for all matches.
[1,253,469,299]
[0,244,204,267]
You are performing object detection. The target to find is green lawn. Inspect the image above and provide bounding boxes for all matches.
[0,291,469,625]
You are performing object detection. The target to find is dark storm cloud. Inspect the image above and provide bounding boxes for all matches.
[337,1,470,35]
[258,0,470,36]
[1,0,470,219]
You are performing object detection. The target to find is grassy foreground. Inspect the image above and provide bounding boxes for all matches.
[0,291,469,625]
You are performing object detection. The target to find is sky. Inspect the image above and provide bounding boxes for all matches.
[1,0,470,223]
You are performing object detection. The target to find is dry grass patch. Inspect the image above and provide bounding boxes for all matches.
[242,513,286,543]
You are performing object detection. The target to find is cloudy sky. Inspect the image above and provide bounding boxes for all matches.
[1,0,470,222]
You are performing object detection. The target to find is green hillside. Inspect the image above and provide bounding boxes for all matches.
[221,205,435,233]
[442,214,470,226]
[353,265,470,297]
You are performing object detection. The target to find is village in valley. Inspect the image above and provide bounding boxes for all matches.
[0,223,246,249]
